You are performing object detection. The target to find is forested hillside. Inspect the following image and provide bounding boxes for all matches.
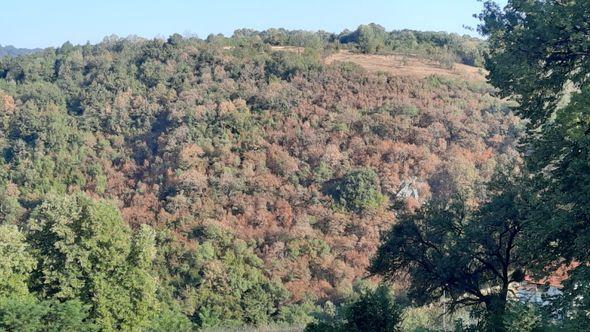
[0,44,40,58]
[0,26,519,329]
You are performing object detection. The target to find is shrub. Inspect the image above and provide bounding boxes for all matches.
[148,307,194,332]
[305,285,402,332]
[502,301,542,332]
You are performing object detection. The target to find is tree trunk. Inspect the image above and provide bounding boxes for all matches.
[485,290,508,332]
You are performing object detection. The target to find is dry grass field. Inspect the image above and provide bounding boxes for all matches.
[324,50,487,81]
[202,325,304,332]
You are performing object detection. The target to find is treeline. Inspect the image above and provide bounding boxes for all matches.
[2,25,486,68]
[230,24,486,66]
[0,23,513,330]
[0,44,40,58]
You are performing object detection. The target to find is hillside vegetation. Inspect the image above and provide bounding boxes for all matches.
[0,44,40,58]
[0,25,519,330]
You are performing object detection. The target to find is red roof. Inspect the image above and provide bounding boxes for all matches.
[524,262,580,288]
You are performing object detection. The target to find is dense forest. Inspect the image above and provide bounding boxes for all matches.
[1,1,589,329]
[0,23,515,330]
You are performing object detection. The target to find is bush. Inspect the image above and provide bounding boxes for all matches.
[305,285,402,332]
[148,307,194,332]
[502,301,542,332]
[401,306,440,332]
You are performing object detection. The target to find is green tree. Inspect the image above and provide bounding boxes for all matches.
[157,223,290,328]
[502,302,542,332]
[0,295,47,332]
[0,295,97,332]
[192,230,289,327]
[147,306,193,332]
[344,285,402,332]
[479,0,590,322]
[370,175,530,331]
[356,24,388,54]
[0,225,35,296]
[305,284,402,332]
[26,193,158,331]
[0,215,99,331]
[0,186,23,224]
[327,168,385,213]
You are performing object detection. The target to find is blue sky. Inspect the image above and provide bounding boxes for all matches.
[1,0,505,48]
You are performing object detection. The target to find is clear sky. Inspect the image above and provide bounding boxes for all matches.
[1,0,505,48]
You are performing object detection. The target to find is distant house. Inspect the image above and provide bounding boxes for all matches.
[514,279,562,305]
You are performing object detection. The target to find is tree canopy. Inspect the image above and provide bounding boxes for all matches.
[480,1,590,322]
[26,193,158,330]
[371,171,530,331]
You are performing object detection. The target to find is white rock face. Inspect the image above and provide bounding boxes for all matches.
[396,177,420,199]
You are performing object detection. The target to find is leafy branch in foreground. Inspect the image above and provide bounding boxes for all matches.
[480,0,590,324]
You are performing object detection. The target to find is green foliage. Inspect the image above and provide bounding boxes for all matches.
[480,0,590,324]
[502,302,542,332]
[267,50,322,79]
[0,295,47,332]
[275,300,318,326]
[339,25,486,65]
[148,306,194,332]
[159,224,290,328]
[402,104,420,118]
[44,299,98,332]
[328,168,385,213]
[356,24,388,54]
[26,193,158,331]
[0,44,40,58]
[0,186,23,224]
[0,225,35,296]
[286,237,330,259]
[0,295,97,332]
[344,285,402,332]
[546,265,590,329]
[305,284,402,332]
[401,305,445,332]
